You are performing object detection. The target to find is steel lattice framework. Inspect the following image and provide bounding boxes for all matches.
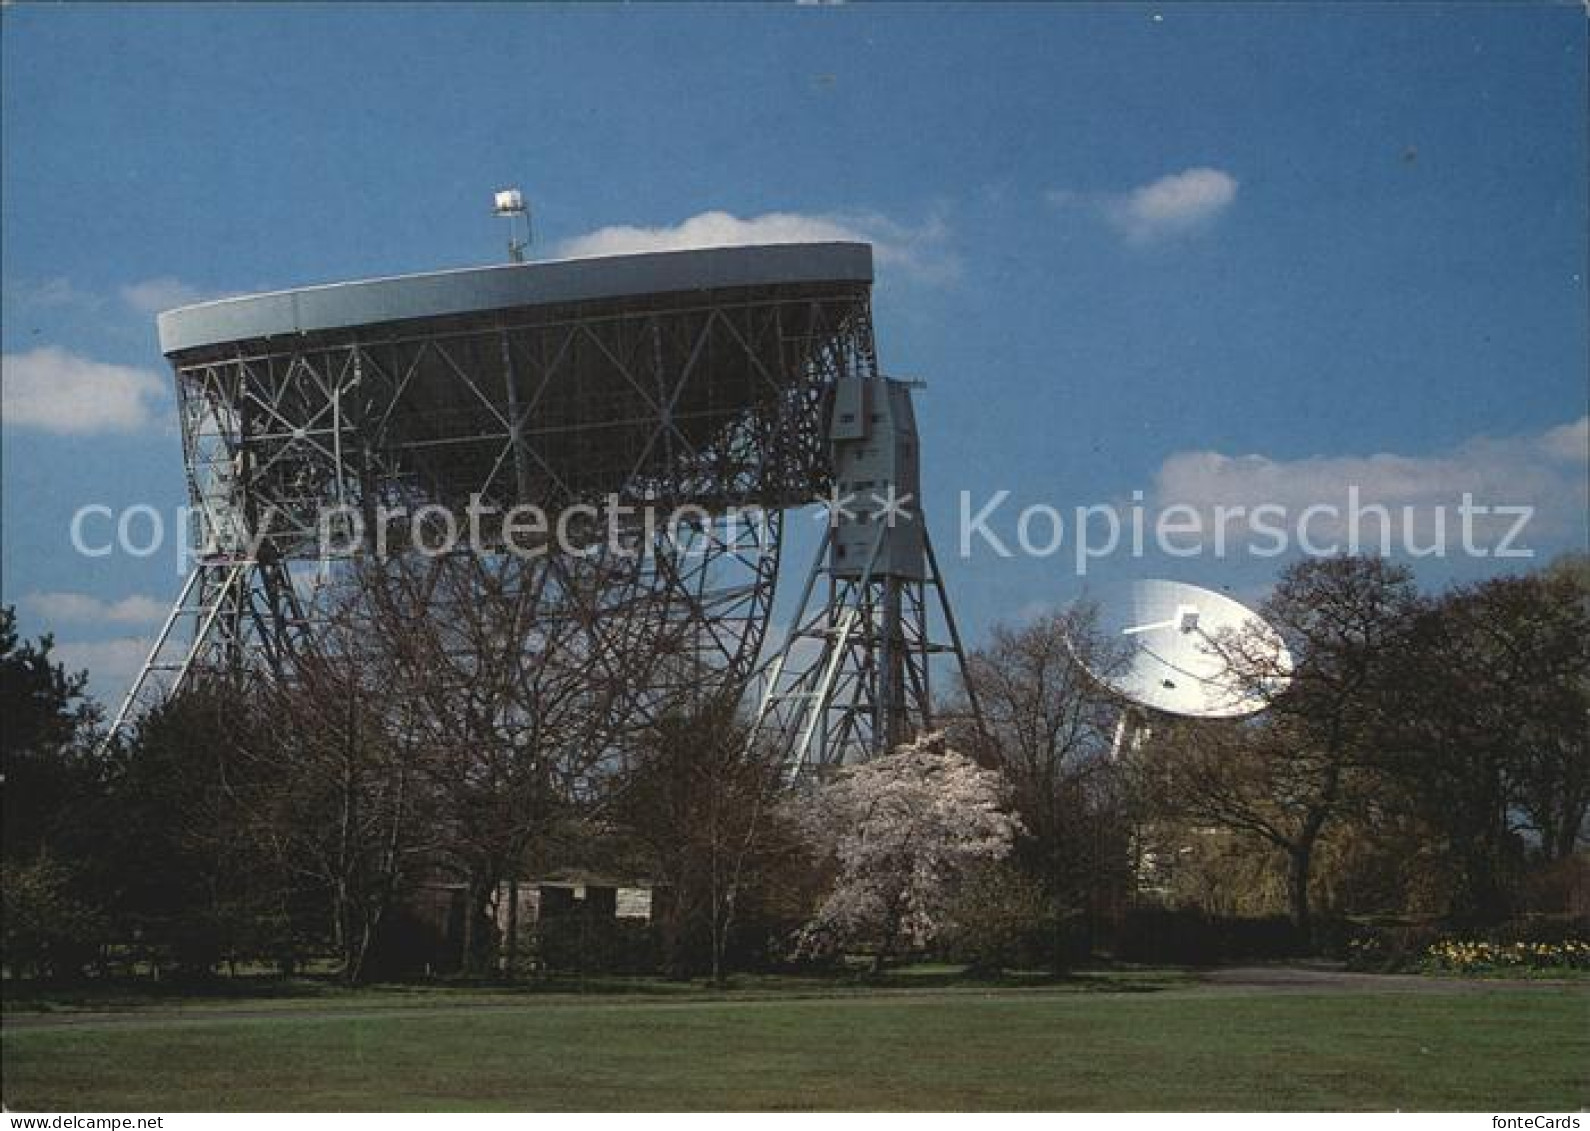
[750,522,975,776]
[108,243,976,774]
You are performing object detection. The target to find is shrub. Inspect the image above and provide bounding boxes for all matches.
[939,863,1058,972]
[532,913,658,975]
[1488,915,1590,947]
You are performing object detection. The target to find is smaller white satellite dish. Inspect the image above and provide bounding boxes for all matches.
[1083,579,1291,719]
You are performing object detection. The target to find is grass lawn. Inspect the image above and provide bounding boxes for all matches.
[3,981,1586,1111]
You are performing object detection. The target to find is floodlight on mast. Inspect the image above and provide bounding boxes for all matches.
[493,188,532,263]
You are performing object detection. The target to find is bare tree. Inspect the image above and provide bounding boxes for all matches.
[612,699,796,981]
[346,551,662,975]
[1146,556,1421,932]
[960,606,1131,957]
[225,589,429,983]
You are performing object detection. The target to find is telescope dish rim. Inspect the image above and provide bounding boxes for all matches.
[157,241,874,356]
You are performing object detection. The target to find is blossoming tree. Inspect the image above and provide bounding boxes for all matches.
[792,732,1021,969]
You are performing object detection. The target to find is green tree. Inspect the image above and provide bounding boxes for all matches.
[93,684,285,976]
[1,852,108,980]
[1382,560,1589,920]
[940,861,1056,973]
[0,606,102,862]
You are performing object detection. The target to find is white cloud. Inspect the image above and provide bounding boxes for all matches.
[26,591,168,627]
[1154,415,1590,548]
[1540,416,1588,463]
[1111,168,1238,242]
[1049,167,1239,244]
[52,636,153,695]
[556,209,958,283]
[1,346,170,434]
[119,276,214,315]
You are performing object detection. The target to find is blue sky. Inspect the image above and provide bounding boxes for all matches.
[3,3,1586,702]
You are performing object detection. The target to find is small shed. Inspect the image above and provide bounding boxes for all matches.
[491,873,658,939]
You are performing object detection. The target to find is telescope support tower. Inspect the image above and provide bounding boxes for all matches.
[750,376,981,777]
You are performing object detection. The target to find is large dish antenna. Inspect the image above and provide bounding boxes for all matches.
[105,242,875,746]
[104,235,976,773]
[1086,578,1291,719]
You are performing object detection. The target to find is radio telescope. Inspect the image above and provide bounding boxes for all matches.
[105,239,977,776]
[1080,578,1291,755]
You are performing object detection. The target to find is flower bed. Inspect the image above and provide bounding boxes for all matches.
[1423,938,1589,975]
